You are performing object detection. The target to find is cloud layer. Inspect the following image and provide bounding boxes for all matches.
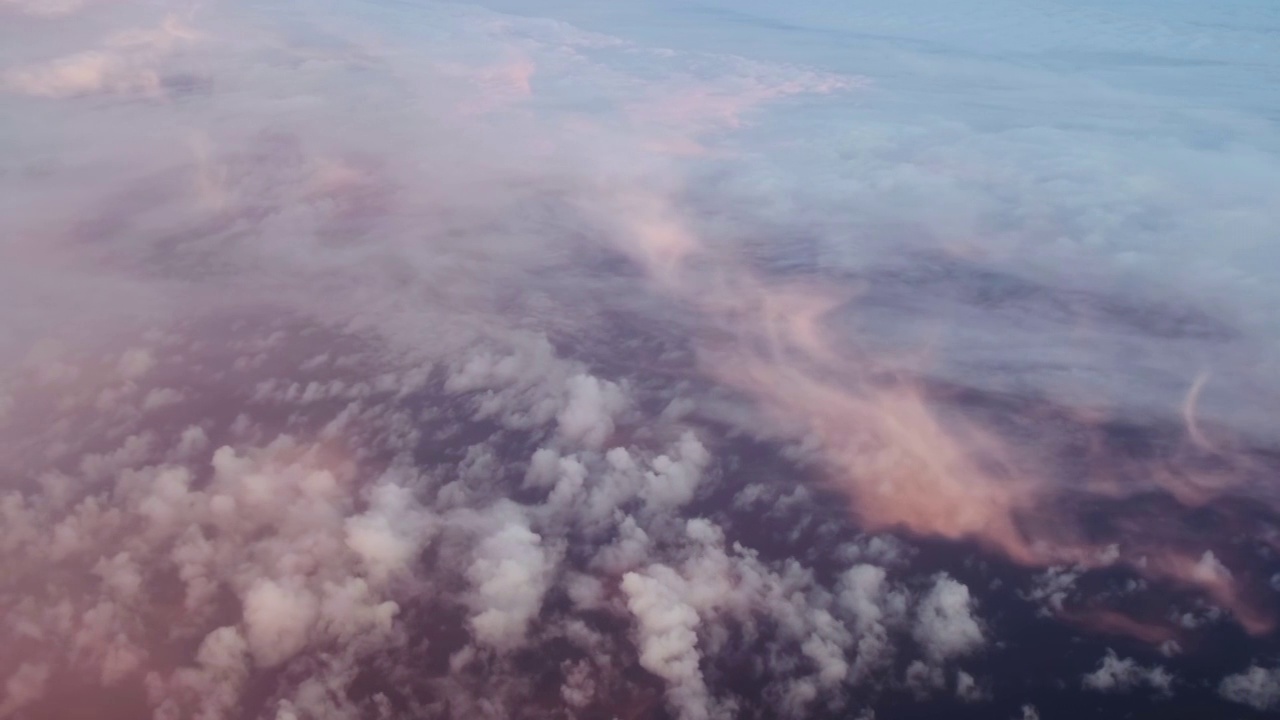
[2,1,1279,719]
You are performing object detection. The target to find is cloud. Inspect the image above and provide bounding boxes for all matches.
[0,662,49,718]
[912,575,985,663]
[117,347,155,379]
[904,660,945,698]
[465,505,558,652]
[556,373,627,449]
[1191,550,1232,585]
[156,625,251,720]
[344,479,437,585]
[242,578,321,668]
[1081,650,1173,696]
[621,567,718,720]
[3,15,196,98]
[1025,565,1081,615]
[955,670,987,703]
[0,0,97,18]
[1219,665,1280,711]
[837,563,909,680]
[2,1,1280,718]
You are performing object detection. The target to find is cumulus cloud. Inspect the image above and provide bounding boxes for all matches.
[904,660,945,698]
[1081,650,1173,696]
[1191,550,1233,586]
[912,575,985,663]
[0,662,49,718]
[1219,665,1280,711]
[621,567,718,720]
[0,397,438,715]
[465,506,558,652]
[955,670,987,703]
[556,373,628,449]
[242,578,321,668]
[1025,565,1081,615]
[837,563,909,680]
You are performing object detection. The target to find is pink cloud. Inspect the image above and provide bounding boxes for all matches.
[3,14,196,98]
[439,53,537,116]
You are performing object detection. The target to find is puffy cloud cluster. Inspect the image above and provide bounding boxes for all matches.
[445,337,629,445]
[621,569,718,720]
[912,575,985,663]
[1024,565,1082,615]
[1,421,435,718]
[1081,650,1173,696]
[464,505,559,652]
[1,318,999,720]
[837,564,910,681]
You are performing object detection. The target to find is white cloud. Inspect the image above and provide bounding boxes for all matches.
[912,575,985,663]
[344,475,436,585]
[1081,649,1173,695]
[92,551,143,600]
[117,348,155,379]
[955,670,986,702]
[621,567,718,720]
[142,386,183,410]
[0,404,441,715]
[837,563,909,680]
[642,431,710,510]
[1025,565,1080,615]
[241,578,319,668]
[904,660,945,698]
[1191,550,1233,585]
[1219,665,1280,711]
[465,506,557,652]
[557,373,627,449]
[0,662,50,718]
[560,659,595,709]
[172,425,209,459]
[156,625,251,720]
[4,16,196,99]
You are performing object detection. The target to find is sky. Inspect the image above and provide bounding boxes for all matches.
[1,1,1279,719]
